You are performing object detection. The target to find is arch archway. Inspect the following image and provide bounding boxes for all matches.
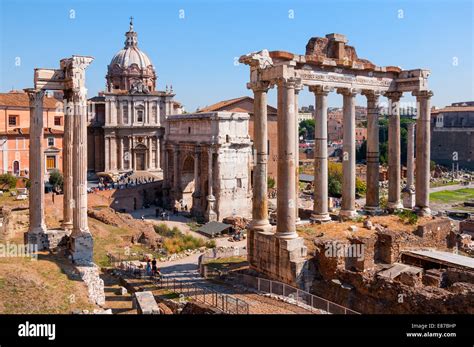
[180,155,195,211]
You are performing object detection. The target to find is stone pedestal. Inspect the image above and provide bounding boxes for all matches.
[205,195,217,222]
[70,233,94,264]
[247,228,308,287]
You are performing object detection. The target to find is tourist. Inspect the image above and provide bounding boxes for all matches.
[151,258,157,276]
[145,259,151,276]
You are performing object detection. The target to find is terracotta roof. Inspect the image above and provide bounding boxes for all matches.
[0,127,64,136]
[0,92,62,109]
[431,106,474,114]
[198,96,277,114]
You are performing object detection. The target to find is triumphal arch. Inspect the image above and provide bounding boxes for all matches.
[240,34,433,286]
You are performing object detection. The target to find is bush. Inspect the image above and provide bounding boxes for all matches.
[154,223,181,238]
[154,223,209,253]
[48,170,63,190]
[267,176,275,189]
[396,209,418,225]
[0,173,17,189]
[205,240,216,248]
[356,178,367,195]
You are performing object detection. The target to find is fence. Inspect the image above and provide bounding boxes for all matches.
[227,272,359,315]
[117,263,249,314]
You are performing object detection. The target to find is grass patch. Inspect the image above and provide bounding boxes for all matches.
[395,209,419,225]
[430,188,474,203]
[204,256,248,271]
[154,223,210,254]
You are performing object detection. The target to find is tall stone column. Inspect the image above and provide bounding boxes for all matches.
[310,86,332,222]
[118,136,124,171]
[206,146,217,221]
[67,56,94,264]
[148,137,153,170]
[276,78,298,238]
[386,91,403,210]
[363,91,381,213]
[248,81,272,231]
[338,88,358,218]
[403,122,416,208]
[294,83,303,222]
[62,91,74,230]
[25,89,47,246]
[192,147,201,214]
[413,90,433,216]
[104,137,110,171]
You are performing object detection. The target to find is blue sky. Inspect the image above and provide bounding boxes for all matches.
[1,0,473,111]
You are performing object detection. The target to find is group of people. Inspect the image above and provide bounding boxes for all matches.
[145,257,161,278]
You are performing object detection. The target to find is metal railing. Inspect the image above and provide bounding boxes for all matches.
[227,272,359,315]
[116,263,249,314]
[152,275,249,314]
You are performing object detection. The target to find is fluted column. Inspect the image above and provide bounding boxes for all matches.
[413,90,433,216]
[192,147,201,214]
[172,145,179,195]
[118,136,124,171]
[363,91,381,213]
[66,56,94,264]
[62,91,73,230]
[206,146,217,221]
[386,91,403,210]
[148,137,153,170]
[276,78,298,238]
[338,88,358,218]
[25,89,47,243]
[310,86,332,222]
[248,81,272,231]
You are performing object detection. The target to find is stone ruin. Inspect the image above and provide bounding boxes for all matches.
[239,33,435,287]
[24,55,104,306]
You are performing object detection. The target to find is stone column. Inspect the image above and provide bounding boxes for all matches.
[192,147,201,214]
[363,91,381,213]
[118,136,124,171]
[147,137,153,170]
[248,81,272,231]
[62,91,74,230]
[294,83,303,222]
[413,90,433,215]
[104,137,110,171]
[67,56,94,264]
[403,122,416,208]
[310,86,332,222]
[276,78,298,238]
[206,146,217,221]
[25,89,47,246]
[386,91,403,210]
[172,145,179,203]
[110,136,117,171]
[338,88,358,218]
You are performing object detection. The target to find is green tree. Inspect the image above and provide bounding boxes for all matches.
[299,119,315,140]
[48,170,63,191]
[0,173,17,189]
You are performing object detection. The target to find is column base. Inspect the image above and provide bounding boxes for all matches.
[414,206,431,217]
[275,231,299,239]
[70,231,94,265]
[250,219,273,232]
[310,213,332,223]
[339,209,358,219]
[363,205,382,215]
[387,201,403,211]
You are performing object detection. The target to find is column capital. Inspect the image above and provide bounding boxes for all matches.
[247,81,272,93]
[361,90,382,102]
[309,85,334,96]
[412,90,434,99]
[275,77,300,89]
[337,88,359,97]
[24,88,45,104]
[384,91,403,101]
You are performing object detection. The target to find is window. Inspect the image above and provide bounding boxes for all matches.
[54,116,62,126]
[8,115,18,126]
[46,156,56,170]
[137,110,143,122]
[48,137,54,147]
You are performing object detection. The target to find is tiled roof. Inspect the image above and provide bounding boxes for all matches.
[0,91,62,109]
[431,106,474,114]
[198,96,278,114]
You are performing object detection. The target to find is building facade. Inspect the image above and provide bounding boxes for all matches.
[87,19,182,174]
[0,91,64,177]
[164,112,252,221]
[431,102,474,170]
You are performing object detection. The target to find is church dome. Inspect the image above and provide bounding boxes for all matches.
[106,18,157,93]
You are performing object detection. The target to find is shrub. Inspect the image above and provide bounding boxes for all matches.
[396,209,418,225]
[154,223,210,253]
[0,173,17,189]
[267,176,275,189]
[48,170,63,190]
